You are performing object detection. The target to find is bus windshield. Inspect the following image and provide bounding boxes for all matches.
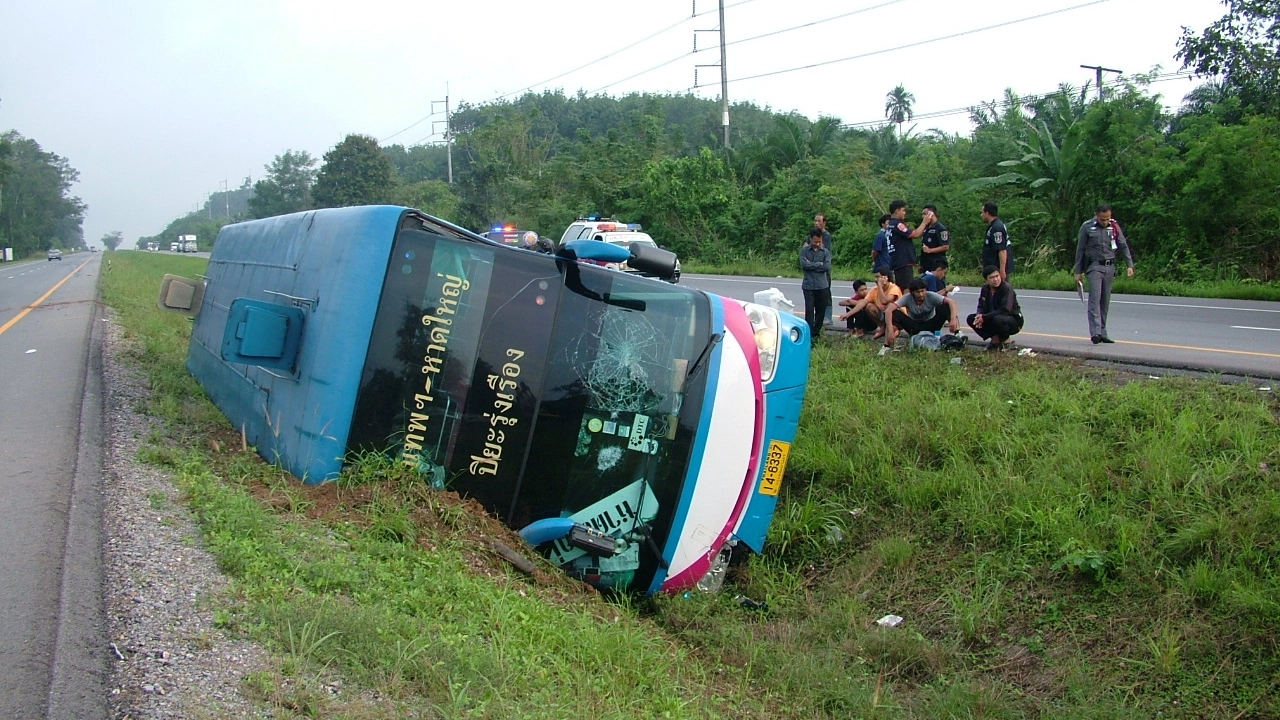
[349,218,710,591]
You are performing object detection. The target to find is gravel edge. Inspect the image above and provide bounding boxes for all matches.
[102,312,273,719]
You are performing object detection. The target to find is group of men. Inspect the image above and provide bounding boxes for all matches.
[799,201,1135,352]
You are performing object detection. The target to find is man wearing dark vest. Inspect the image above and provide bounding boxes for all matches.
[919,204,950,273]
[981,201,1012,280]
[886,200,930,290]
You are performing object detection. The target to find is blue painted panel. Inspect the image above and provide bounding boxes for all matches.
[220,298,307,369]
[733,383,806,553]
[188,206,405,483]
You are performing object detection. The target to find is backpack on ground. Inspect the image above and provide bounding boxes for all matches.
[910,333,942,351]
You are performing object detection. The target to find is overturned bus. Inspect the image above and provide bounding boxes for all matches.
[159,206,809,594]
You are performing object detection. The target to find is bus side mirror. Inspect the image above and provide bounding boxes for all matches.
[220,298,306,371]
[627,242,678,281]
[156,274,206,317]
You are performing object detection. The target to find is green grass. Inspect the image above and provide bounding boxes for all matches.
[102,251,1280,718]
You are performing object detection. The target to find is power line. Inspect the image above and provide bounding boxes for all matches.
[594,0,910,95]
[505,0,764,99]
[380,110,440,144]
[378,0,766,143]
[724,0,908,50]
[702,0,1117,90]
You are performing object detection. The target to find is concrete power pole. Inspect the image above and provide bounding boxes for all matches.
[1080,64,1122,100]
[432,87,453,184]
[694,0,731,148]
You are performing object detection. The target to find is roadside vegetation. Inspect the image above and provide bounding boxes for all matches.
[103,249,1279,719]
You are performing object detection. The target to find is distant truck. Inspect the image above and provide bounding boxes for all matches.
[147,242,160,252]
[170,242,181,252]
[177,234,198,253]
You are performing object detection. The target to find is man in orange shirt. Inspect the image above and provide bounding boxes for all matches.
[836,269,901,339]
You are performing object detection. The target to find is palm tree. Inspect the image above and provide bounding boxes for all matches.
[884,84,916,137]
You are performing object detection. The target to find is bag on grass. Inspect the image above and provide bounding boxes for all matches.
[910,333,942,351]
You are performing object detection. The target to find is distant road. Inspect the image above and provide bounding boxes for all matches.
[682,273,1280,379]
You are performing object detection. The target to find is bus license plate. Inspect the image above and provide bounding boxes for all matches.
[759,440,791,496]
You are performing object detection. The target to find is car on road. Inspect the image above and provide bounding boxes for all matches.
[47,249,62,261]
[558,216,637,244]
[481,224,530,245]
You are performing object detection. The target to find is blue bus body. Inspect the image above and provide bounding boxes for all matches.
[183,206,809,594]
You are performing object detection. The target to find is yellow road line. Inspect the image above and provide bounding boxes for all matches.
[1019,331,1280,360]
[0,260,89,337]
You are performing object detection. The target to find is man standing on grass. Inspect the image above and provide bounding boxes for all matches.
[886,200,931,289]
[800,227,832,341]
[1074,204,1135,345]
[919,204,950,273]
[981,202,1012,281]
[870,214,892,274]
[814,213,835,325]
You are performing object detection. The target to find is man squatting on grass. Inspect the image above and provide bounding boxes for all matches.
[883,277,960,351]
[837,269,901,339]
[967,265,1024,351]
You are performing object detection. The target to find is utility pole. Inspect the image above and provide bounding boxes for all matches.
[693,0,730,148]
[431,86,453,184]
[220,179,229,219]
[1080,64,1122,101]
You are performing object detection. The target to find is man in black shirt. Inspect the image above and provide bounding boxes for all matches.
[981,201,1012,280]
[886,199,931,289]
[966,265,1023,351]
[919,204,950,272]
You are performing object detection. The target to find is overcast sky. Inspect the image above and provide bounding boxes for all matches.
[1,0,1225,246]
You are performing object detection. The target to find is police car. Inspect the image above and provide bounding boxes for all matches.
[558,216,639,244]
[482,224,529,245]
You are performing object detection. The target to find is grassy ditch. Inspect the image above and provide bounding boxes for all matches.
[103,251,1279,718]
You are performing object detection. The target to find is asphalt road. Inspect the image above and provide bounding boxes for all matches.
[0,254,108,719]
[682,273,1280,379]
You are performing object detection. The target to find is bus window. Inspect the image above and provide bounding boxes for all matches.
[349,220,709,591]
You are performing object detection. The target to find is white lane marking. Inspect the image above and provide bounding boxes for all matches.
[1231,326,1280,332]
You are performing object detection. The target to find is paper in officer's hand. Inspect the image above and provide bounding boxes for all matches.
[1076,279,1085,303]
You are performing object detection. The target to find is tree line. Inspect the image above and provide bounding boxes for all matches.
[146,2,1278,281]
[0,131,86,259]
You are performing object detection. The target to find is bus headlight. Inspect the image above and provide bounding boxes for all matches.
[743,303,780,383]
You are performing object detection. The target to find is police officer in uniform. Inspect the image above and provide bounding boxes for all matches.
[919,204,950,273]
[1073,203,1135,344]
[886,200,931,290]
[980,201,1012,280]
